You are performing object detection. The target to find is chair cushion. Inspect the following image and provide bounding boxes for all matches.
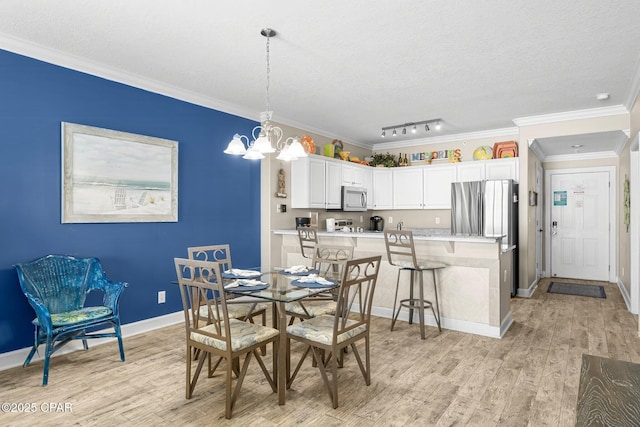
[36,306,113,327]
[191,319,278,352]
[285,300,336,317]
[394,260,447,270]
[198,303,267,320]
[286,314,366,345]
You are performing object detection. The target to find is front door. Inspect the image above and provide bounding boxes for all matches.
[550,170,610,281]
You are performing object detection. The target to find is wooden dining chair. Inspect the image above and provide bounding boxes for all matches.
[286,255,381,408]
[285,244,354,324]
[174,258,278,419]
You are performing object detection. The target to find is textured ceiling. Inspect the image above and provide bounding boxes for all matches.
[1,0,639,155]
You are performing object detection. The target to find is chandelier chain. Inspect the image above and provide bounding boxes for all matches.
[265,31,271,120]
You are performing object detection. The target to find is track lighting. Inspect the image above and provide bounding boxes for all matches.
[381,119,442,139]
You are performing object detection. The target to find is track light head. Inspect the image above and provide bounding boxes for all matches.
[425,124,430,131]
[402,127,406,135]
[392,129,397,137]
[435,121,441,131]
[381,130,385,137]
[412,125,417,133]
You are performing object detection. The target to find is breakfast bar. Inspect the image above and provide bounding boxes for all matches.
[272,228,513,338]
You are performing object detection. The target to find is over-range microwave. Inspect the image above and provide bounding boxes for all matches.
[341,185,367,211]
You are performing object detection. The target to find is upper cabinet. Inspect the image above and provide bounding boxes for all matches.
[424,164,457,209]
[291,155,519,210]
[456,157,519,183]
[457,162,486,182]
[342,163,366,187]
[291,156,327,209]
[484,157,519,182]
[393,168,423,209]
[371,168,393,210]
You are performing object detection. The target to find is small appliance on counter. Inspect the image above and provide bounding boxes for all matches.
[295,217,311,228]
[370,216,384,232]
[334,219,353,231]
[326,218,335,232]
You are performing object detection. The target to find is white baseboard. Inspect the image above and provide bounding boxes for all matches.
[0,311,183,372]
[369,306,510,339]
[517,278,539,298]
[617,278,633,313]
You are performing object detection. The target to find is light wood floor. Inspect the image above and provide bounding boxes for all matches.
[1,277,639,426]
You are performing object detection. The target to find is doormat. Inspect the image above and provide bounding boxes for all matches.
[547,282,606,299]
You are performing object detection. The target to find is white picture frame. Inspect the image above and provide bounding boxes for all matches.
[61,122,178,223]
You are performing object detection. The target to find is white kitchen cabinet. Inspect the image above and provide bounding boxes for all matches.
[423,164,456,209]
[326,161,343,209]
[372,168,393,209]
[291,156,327,209]
[485,157,519,182]
[393,167,423,209]
[342,163,365,186]
[456,162,485,182]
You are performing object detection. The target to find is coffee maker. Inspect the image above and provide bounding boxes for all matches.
[370,216,384,232]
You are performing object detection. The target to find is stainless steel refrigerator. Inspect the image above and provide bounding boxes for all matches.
[451,179,519,294]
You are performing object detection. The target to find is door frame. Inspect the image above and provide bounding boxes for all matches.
[535,162,543,279]
[544,166,616,283]
[630,133,639,315]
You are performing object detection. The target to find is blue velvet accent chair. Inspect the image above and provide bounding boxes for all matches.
[15,254,127,386]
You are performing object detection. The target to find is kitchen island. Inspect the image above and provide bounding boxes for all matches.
[272,228,513,338]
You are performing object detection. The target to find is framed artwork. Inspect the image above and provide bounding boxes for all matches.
[62,122,178,223]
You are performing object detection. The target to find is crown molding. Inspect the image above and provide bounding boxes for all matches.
[625,54,640,111]
[513,105,629,127]
[529,138,546,161]
[372,127,519,151]
[543,151,619,163]
[614,129,632,155]
[0,32,261,122]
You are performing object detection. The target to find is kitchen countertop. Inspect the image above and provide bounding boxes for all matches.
[272,228,503,244]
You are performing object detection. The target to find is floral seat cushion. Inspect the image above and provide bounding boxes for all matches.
[394,260,447,270]
[198,302,267,320]
[286,314,366,345]
[32,306,113,327]
[191,319,278,352]
[285,300,336,317]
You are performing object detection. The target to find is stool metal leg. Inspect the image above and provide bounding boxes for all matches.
[431,269,442,332]
[408,270,415,325]
[390,269,402,331]
[418,270,426,339]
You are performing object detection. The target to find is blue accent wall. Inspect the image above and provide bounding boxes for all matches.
[0,49,261,353]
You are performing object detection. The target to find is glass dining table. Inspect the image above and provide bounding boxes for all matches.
[224,266,339,405]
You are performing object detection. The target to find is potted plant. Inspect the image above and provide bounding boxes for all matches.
[370,152,397,167]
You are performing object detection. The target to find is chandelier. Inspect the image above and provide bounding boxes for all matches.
[224,28,307,161]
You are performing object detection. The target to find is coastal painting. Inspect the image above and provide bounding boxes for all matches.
[62,122,178,223]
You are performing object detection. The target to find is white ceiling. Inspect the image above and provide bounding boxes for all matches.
[1,0,639,157]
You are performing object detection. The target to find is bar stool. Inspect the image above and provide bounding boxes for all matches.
[384,230,446,339]
[297,226,318,259]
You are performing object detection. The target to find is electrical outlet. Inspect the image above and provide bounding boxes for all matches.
[158,290,166,304]
[388,216,393,224]
[435,216,440,224]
